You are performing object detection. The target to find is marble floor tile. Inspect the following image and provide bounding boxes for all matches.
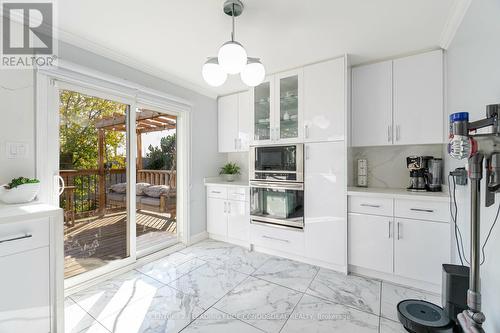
[182,308,263,333]
[65,298,110,333]
[179,239,240,258]
[252,257,319,292]
[167,262,248,309]
[215,276,302,333]
[136,257,207,285]
[307,269,381,315]
[97,285,204,333]
[281,294,379,333]
[380,282,441,321]
[70,270,164,321]
[379,317,407,333]
[201,247,273,275]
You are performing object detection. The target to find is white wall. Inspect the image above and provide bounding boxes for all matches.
[0,70,35,184]
[446,0,500,330]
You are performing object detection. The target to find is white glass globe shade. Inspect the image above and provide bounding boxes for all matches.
[218,41,247,74]
[241,60,266,87]
[202,58,227,87]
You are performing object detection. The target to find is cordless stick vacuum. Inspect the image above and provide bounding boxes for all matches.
[448,104,500,333]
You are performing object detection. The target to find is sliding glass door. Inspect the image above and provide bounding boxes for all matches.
[58,88,132,279]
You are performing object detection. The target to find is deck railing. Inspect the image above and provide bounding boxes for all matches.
[60,169,175,223]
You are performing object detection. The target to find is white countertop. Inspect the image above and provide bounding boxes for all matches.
[204,177,249,187]
[0,201,62,222]
[347,186,450,202]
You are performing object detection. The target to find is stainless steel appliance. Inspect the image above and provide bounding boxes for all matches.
[406,156,432,192]
[427,158,443,192]
[250,144,304,229]
[250,144,303,182]
[250,181,304,229]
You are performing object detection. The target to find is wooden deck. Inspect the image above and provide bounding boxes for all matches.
[64,211,176,279]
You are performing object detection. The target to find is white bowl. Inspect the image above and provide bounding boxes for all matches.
[0,183,41,204]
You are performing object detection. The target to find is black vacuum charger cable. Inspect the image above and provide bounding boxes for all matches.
[448,172,500,266]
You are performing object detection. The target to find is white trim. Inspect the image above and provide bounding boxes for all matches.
[55,28,218,99]
[439,0,472,50]
[189,231,209,245]
[35,61,193,290]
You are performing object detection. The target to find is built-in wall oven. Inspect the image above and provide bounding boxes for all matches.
[250,144,304,229]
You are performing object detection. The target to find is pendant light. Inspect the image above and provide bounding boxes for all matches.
[202,0,265,87]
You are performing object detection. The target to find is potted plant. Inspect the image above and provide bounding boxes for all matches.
[0,177,41,204]
[219,162,241,182]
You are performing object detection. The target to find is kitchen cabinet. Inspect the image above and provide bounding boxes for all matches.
[394,217,450,284]
[351,50,443,147]
[304,141,346,267]
[347,192,450,288]
[218,91,251,152]
[348,213,393,274]
[206,184,249,244]
[0,204,64,332]
[351,60,393,147]
[393,50,443,145]
[251,70,303,144]
[303,57,346,142]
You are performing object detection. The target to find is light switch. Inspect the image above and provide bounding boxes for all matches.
[6,142,29,159]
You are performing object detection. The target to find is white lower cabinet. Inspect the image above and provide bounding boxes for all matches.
[227,199,250,242]
[206,185,249,243]
[348,213,393,274]
[394,218,450,284]
[348,194,450,287]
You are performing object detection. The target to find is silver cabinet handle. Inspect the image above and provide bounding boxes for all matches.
[262,235,290,243]
[396,125,401,141]
[305,124,309,139]
[360,203,381,208]
[0,234,33,244]
[211,190,221,194]
[397,222,401,240]
[388,221,392,239]
[410,208,434,213]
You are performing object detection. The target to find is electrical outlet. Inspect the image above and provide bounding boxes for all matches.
[6,142,29,159]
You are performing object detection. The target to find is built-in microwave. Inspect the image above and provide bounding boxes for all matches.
[249,144,304,182]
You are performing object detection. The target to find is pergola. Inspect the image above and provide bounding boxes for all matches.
[92,109,177,215]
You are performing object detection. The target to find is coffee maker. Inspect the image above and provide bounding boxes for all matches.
[407,156,430,191]
[406,156,443,192]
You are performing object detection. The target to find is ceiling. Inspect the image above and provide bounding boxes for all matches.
[57,0,462,97]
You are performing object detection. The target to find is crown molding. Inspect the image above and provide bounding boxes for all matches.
[439,0,472,50]
[55,29,218,99]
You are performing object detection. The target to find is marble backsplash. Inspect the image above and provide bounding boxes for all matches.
[350,144,445,189]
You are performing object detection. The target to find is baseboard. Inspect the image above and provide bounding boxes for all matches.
[189,231,209,245]
[349,265,441,294]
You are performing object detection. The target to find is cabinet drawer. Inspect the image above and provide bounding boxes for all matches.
[228,187,249,202]
[250,222,304,256]
[348,196,393,216]
[207,186,228,199]
[0,217,50,257]
[394,199,449,222]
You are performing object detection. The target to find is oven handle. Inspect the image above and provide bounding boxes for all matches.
[250,181,304,191]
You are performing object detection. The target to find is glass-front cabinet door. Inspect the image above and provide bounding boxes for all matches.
[277,69,302,142]
[253,78,272,143]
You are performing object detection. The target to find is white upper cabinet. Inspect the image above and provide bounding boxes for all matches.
[351,50,444,147]
[352,60,393,147]
[218,91,251,153]
[393,50,443,145]
[251,76,274,144]
[276,69,303,143]
[304,57,346,142]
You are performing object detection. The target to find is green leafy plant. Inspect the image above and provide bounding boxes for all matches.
[7,177,40,189]
[219,162,241,175]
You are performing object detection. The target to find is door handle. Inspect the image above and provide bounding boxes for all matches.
[397,222,401,240]
[0,234,33,244]
[388,221,392,239]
